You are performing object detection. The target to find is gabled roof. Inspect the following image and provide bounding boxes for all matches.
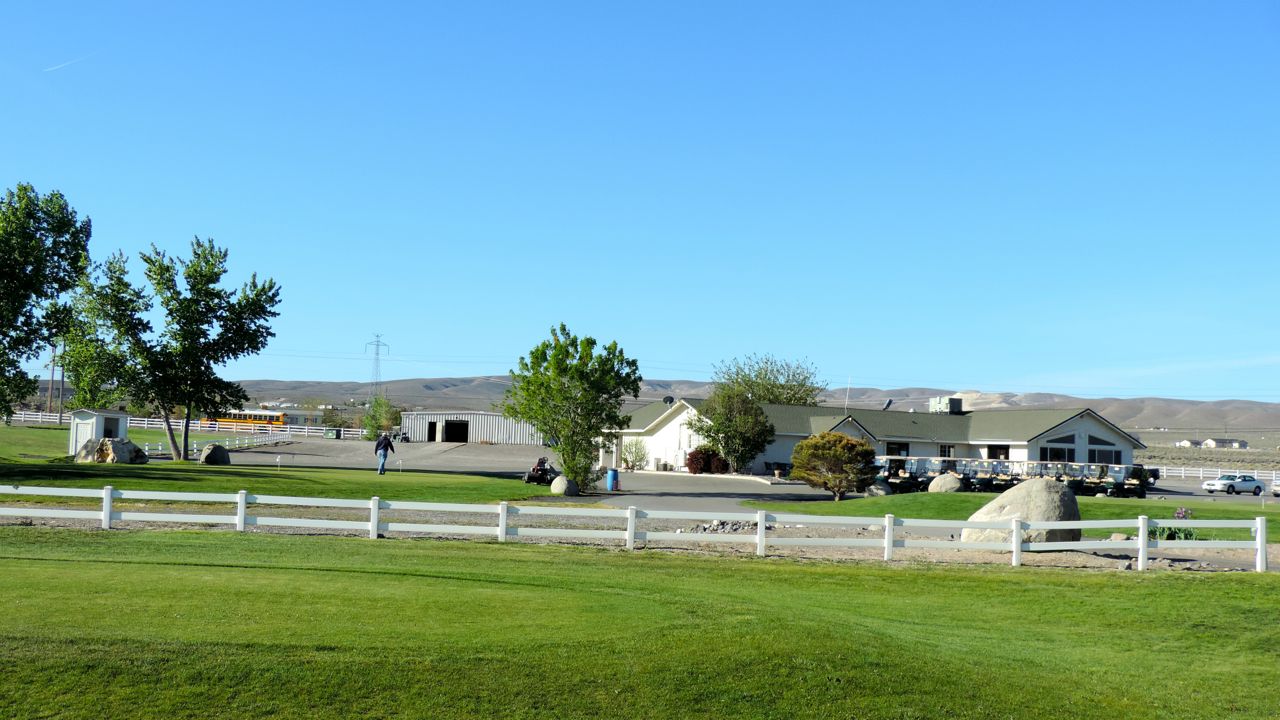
[620,400,1145,448]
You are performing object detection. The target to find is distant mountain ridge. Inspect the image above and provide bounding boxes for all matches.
[235,376,1280,432]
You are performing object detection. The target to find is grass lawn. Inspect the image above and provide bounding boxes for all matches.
[747,493,1280,541]
[0,424,555,505]
[0,528,1277,719]
[0,423,229,462]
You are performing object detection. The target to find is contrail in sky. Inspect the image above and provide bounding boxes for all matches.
[43,55,91,72]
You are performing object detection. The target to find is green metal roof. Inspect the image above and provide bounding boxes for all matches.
[622,400,1140,447]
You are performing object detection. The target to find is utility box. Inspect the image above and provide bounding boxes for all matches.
[324,428,342,440]
[68,409,131,456]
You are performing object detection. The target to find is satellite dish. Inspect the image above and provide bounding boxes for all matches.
[881,399,893,411]
[662,396,675,405]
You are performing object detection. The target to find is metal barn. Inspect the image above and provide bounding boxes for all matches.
[400,411,544,445]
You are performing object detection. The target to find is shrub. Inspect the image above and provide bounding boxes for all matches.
[1150,507,1198,541]
[620,438,649,471]
[790,432,879,501]
[687,445,726,475]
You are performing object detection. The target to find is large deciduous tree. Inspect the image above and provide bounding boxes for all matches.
[686,384,775,473]
[0,183,91,417]
[77,238,281,458]
[712,354,825,406]
[501,324,641,491]
[790,431,879,501]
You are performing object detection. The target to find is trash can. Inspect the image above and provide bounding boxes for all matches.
[606,468,619,491]
[324,428,338,439]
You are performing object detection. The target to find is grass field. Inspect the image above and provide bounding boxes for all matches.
[0,528,1277,719]
[748,493,1280,541]
[0,425,552,505]
[0,424,229,462]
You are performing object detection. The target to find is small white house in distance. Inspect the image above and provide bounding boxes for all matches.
[1175,439,1202,448]
[1203,438,1248,449]
[611,398,1144,473]
[68,408,131,455]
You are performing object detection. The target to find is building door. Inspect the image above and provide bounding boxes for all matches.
[443,420,469,443]
[427,422,437,442]
[987,445,1010,460]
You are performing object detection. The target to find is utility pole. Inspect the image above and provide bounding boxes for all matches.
[57,340,66,421]
[365,335,390,400]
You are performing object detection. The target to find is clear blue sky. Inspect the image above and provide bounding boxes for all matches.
[6,2,1279,401]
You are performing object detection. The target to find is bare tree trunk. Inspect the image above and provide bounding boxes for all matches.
[161,409,181,460]
[181,405,192,461]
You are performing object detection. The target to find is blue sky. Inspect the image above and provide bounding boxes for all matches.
[5,2,1279,401]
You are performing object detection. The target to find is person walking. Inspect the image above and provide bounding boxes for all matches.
[374,432,395,474]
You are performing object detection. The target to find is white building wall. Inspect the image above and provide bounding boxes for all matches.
[631,406,702,470]
[1024,415,1136,465]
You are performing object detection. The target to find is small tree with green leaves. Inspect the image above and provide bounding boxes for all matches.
[712,354,825,406]
[362,395,399,439]
[321,407,350,428]
[790,432,879,501]
[687,384,775,473]
[501,324,641,491]
[620,438,649,471]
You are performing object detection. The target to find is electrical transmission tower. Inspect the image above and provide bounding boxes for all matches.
[366,335,390,400]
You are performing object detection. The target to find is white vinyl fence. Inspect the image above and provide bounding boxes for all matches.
[139,432,293,458]
[0,485,1268,573]
[7,410,341,439]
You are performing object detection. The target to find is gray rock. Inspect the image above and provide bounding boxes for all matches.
[199,444,231,465]
[550,477,579,496]
[928,473,964,493]
[865,479,894,497]
[74,438,149,465]
[960,478,1081,545]
[1109,532,1129,542]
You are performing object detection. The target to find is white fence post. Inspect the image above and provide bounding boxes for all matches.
[497,502,508,542]
[883,514,895,562]
[1010,517,1022,567]
[1258,517,1269,573]
[101,486,114,530]
[626,506,637,550]
[1137,515,1149,571]
[369,496,381,539]
[755,510,767,557]
[236,490,247,532]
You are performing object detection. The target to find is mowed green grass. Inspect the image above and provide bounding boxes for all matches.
[748,493,1280,541]
[0,425,552,505]
[0,424,226,462]
[0,528,1277,719]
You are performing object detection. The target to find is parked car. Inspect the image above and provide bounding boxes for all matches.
[1202,474,1264,495]
[1272,479,1280,498]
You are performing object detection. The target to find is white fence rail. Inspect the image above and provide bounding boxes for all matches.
[139,432,293,458]
[0,485,1268,572]
[6,411,344,439]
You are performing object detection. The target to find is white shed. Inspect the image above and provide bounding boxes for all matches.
[68,409,131,455]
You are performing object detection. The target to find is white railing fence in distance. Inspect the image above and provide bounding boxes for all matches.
[140,432,293,458]
[0,485,1268,573]
[6,410,343,440]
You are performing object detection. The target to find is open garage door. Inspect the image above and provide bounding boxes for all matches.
[443,420,469,443]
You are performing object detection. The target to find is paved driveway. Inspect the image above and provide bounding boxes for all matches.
[598,471,831,513]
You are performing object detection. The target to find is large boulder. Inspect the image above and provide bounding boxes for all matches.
[928,473,964,493]
[74,438,149,465]
[864,479,894,497]
[961,478,1081,545]
[550,476,579,497]
[199,444,231,465]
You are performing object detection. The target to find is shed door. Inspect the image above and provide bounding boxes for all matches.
[443,420,469,443]
[427,422,437,442]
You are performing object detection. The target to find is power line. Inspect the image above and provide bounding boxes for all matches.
[365,335,390,400]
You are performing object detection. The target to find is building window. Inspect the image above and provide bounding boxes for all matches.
[1088,435,1116,447]
[1039,447,1076,462]
[886,442,910,457]
[939,444,954,458]
[987,445,1010,460]
[1089,449,1122,464]
[1047,434,1075,444]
